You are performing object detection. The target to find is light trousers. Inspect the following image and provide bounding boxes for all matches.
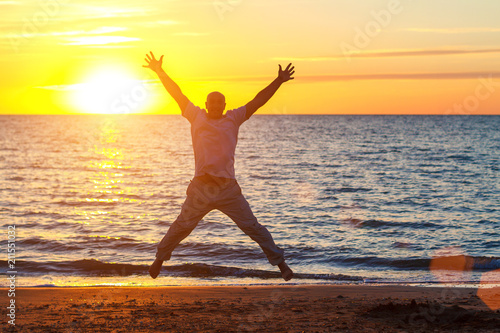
[156,176,285,266]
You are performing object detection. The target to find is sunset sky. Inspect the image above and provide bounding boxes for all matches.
[1,0,500,115]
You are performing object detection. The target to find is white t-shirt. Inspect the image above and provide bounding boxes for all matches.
[182,102,248,179]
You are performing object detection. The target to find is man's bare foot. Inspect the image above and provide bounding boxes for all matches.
[278,261,294,281]
[149,259,163,279]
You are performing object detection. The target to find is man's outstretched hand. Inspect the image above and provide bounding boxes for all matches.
[278,63,295,83]
[143,51,163,73]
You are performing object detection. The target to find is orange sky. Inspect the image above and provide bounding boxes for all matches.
[1,0,500,115]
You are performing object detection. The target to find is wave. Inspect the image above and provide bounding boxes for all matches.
[18,210,64,218]
[472,257,500,270]
[6,176,24,181]
[324,164,342,168]
[55,199,119,207]
[447,154,474,161]
[16,236,152,253]
[318,195,338,201]
[1,256,497,280]
[53,192,181,204]
[339,218,444,230]
[19,238,83,251]
[0,259,363,281]
[325,187,371,194]
[331,255,500,271]
[295,162,322,168]
[249,175,275,180]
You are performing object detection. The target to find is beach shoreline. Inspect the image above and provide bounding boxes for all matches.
[4,284,499,332]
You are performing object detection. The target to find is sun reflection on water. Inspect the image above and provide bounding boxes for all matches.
[87,119,125,204]
[75,117,144,228]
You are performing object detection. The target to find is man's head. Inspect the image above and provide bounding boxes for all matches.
[205,91,226,119]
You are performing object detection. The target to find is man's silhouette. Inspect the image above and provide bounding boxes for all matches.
[143,51,295,281]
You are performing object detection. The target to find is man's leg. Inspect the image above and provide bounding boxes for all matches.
[217,186,293,281]
[150,180,213,278]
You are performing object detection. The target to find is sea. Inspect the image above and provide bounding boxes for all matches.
[0,114,499,287]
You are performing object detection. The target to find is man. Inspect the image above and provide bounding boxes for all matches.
[143,51,295,281]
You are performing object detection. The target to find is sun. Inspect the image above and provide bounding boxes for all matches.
[71,67,154,114]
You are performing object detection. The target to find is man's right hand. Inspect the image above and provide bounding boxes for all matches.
[278,63,295,83]
[143,51,190,112]
[143,51,164,73]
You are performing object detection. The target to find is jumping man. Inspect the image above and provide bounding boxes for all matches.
[143,52,295,281]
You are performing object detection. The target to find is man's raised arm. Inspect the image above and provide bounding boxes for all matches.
[143,51,189,112]
[245,63,295,119]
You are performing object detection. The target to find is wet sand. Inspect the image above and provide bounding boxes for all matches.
[4,284,500,332]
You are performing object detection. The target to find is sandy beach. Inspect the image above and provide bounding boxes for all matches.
[3,284,499,332]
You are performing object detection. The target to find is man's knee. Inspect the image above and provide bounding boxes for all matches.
[239,218,264,234]
[172,214,198,232]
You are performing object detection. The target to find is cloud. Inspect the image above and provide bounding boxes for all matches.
[347,48,500,59]
[34,84,83,91]
[273,48,500,62]
[402,27,500,34]
[63,36,140,46]
[7,26,129,39]
[273,56,341,62]
[196,72,500,83]
[143,20,181,27]
[34,79,156,91]
[298,72,500,82]
[33,73,500,89]
[172,32,209,37]
[66,3,153,20]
